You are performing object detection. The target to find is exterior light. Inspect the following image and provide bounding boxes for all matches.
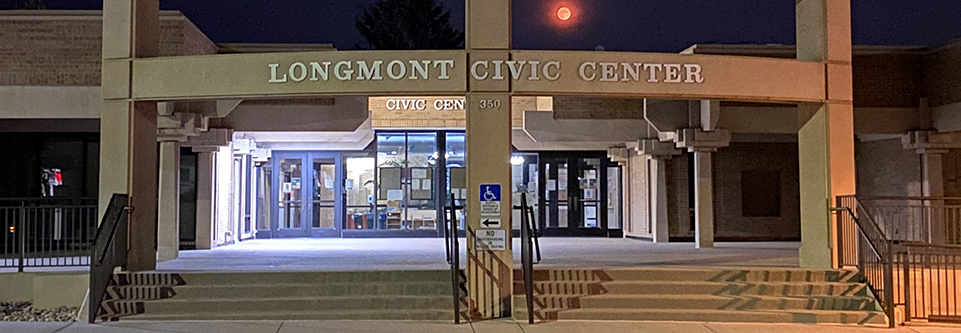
[8,226,14,233]
[510,155,525,165]
[557,7,571,21]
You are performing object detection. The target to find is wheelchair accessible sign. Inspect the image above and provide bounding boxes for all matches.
[480,184,501,217]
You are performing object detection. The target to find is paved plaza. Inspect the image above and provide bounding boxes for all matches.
[2,320,958,333]
[153,238,800,272]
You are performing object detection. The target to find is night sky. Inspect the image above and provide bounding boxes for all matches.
[2,0,961,52]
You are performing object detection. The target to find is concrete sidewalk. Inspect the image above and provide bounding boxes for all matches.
[2,320,959,333]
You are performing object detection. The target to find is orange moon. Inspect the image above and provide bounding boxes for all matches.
[557,7,572,21]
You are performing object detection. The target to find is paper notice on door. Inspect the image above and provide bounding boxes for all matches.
[412,168,428,179]
[422,180,431,191]
[547,180,557,191]
[387,189,403,201]
[411,179,421,190]
[325,178,334,189]
[460,188,467,199]
[558,181,567,191]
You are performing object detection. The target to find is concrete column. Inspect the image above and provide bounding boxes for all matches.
[194,151,214,249]
[649,157,670,243]
[693,151,714,248]
[797,0,854,268]
[466,0,512,320]
[100,0,160,271]
[157,141,180,261]
[921,152,946,244]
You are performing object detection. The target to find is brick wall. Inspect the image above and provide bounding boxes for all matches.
[667,153,691,237]
[853,54,923,108]
[943,149,961,197]
[856,139,921,196]
[924,40,961,107]
[623,153,650,237]
[552,96,645,119]
[0,11,216,86]
[713,143,800,240]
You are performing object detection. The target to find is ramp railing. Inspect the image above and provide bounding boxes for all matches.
[1,200,98,271]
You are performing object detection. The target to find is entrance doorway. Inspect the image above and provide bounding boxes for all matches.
[270,152,343,237]
[539,152,619,237]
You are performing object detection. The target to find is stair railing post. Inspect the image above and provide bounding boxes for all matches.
[17,205,25,272]
[884,240,895,328]
[449,192,460,324]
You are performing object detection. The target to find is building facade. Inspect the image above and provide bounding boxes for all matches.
[3,10,961,256]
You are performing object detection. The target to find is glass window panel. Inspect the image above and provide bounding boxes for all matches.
[608,166,622,229]
[278,158,302,229]
[346,157,375,229]
[311,159,335,229]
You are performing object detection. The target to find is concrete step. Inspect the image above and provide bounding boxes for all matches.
[515,308,888,326]
[525,268,861,283]
[129,309,455,321]
[164,281,451,299]
[174,270,451,286]
[515,294,881,311]
[524,280,871,297]
[137,295,453,314]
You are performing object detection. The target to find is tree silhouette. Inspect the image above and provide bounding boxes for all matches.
[23,0,45,9]
[356,0,463,50]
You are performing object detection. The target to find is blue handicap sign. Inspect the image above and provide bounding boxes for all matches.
[480,184,501,201]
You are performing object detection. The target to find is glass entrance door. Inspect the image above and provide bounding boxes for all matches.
[539,153,610,236]
[271,152,342,237]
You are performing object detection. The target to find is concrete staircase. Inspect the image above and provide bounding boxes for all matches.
[513,267,889,326]
[97,270,458,321]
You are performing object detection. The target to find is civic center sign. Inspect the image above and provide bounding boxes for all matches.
[130,50,825,102]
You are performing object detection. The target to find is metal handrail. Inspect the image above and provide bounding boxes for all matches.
[515,192,539,324]
[834,197,895,328]
[856,196,961,201]
[88,194,130,323]
[444,192,462,324]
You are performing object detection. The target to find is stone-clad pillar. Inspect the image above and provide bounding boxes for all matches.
[194,151,214,250]
[466,0,513,319]
[638,139,680,243]
[157,141,180,261]
[675,129,730,249]
[100,0,160,271]
[796,0,855,268]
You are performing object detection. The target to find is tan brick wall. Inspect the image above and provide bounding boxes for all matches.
[552,96,645,120]
[712,143,800,240]
[623,153,650,237]
[667,153,691,237]
[924,41,961,107]
[853,54,923,108]
[943,149,961,197]
[855,138,921,196]
[0,13,216,86]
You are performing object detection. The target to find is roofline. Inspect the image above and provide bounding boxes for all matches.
[683,43,945,56]
[0,9,187,21]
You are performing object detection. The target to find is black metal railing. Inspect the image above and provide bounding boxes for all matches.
[837,195,961,325]
[898,242,961,323]
[444,192,464,324]
[1,202,98,271]
[514,192,541,324]
[88,194,130,323]
[857,196,961,245]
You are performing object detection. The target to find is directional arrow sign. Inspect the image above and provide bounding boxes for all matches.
[480,217,501,228]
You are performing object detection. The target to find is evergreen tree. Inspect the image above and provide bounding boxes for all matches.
[356,0,463,50]
[23,0,45,9]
